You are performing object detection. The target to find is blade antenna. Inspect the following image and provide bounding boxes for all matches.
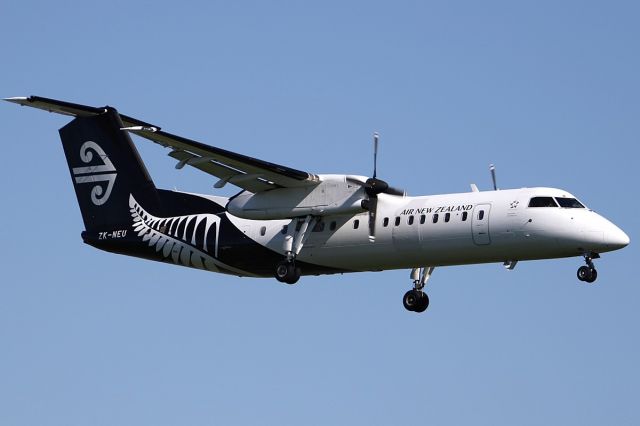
[373,132,379,179]
[490,164,498,190]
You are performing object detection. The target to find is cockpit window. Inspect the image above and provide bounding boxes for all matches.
[528,197,558,207]
[555,197,585,208]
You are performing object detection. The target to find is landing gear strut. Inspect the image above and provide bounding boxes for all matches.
[403,266,434,313]
[577,253,599,283]
[274,215,317,285]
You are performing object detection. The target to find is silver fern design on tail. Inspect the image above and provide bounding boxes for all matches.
[129,194,255,276]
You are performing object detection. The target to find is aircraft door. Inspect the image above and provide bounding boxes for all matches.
[472,204,491,245]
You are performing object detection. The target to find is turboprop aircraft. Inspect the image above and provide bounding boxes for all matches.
[6,96,630,313]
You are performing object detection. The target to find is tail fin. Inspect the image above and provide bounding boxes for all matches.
[59,108,160,232]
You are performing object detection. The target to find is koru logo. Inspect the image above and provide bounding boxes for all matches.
[72,141,117,206]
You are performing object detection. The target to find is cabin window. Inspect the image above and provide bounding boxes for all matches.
[444,213,450,223]
[433,213,439,223]
[313,221,325,232]
[330,221,337,231]
[462,211,468,221]
[353,219,359,229]
[408,215,414,225]
[395,217,401,226]
[555,197,585,208]
[420,214,426,224]
[260,226,266,236]
[383,217,389,227]
[281,225,288,235]
[478,210,485,220]
[528,197,558,208]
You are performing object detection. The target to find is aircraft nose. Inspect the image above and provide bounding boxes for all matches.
[605,225,630,250]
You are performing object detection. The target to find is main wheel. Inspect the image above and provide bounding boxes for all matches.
[284,264,301,284]
[584,268,597,283]
[275,261,301,284]
[414,293,430,313]
[275,261,290,282]
[577,266,591,282]
[403,290,427,312]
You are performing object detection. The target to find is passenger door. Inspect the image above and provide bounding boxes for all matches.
[472,204,491,245]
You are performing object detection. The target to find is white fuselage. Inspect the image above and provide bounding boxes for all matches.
[221,186,629,273]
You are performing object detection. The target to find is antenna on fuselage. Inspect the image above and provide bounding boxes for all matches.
[489,164,498,190]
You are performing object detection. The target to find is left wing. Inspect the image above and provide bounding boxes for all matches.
[5,96,320,193]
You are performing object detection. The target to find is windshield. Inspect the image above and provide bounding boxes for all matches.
[528,197,558,207]
[555,197,585,208]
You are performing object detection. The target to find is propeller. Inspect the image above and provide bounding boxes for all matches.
[348,133,404,242]
[489,164,498,190]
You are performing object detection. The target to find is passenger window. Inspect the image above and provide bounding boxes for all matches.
[260,226,266,236]
[420,214,426,224]
[353,219,359,229]
[330,221,337,231]
[395,217,400,226]
[445,213,450,222]
[433,213,439,223]
[281,225,288,235]
[383,217,389,227]
[478,210,484,220]
[462,211,468,221]
[313,221,325,232]
[408,215,414,225]
[528,197,558,207]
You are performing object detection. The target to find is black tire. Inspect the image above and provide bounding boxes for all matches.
[284,264,301,285]
[275,261,290,282]
[403,290,421,312]
[585,268,597,283]
[577,266,591,282]
[414,293,430,313]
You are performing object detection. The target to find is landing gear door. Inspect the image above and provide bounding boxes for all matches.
[472,204,491,245]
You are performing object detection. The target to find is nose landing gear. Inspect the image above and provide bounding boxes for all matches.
[577,253,599,283]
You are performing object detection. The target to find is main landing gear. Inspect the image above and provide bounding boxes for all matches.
[275,260,301,284]
[577,253,599,283]
[403,266,434,313]
[274,215,317,285]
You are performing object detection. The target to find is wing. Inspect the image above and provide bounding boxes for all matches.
[6,96,320,193]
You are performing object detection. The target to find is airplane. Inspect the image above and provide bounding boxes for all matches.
[5,95,630,313]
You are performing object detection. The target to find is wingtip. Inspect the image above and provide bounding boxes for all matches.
[4,96,29,103]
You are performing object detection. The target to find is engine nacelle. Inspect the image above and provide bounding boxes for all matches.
[226,175,367,220]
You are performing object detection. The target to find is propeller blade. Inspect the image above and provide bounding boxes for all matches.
[368,195,378,242]
[384,186,405,197]
[373,132,379,179]
[490,164,497,190]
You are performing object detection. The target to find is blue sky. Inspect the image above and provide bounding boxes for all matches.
[1,1,638,425]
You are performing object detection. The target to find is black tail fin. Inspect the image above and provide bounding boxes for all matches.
[59,108,160,232]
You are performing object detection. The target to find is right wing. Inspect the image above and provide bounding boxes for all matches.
[6,96,320,193]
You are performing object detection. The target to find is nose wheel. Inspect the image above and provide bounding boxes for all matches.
[577,253,599,283]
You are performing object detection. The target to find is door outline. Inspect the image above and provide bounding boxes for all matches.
[472,204,491,245]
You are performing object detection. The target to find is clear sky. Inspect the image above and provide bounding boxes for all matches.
[1,1,638,425]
